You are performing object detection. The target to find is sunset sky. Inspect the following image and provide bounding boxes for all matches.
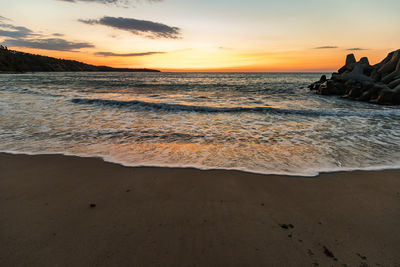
[1,0,399,71]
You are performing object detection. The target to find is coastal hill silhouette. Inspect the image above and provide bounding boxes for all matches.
[0,46,160,73]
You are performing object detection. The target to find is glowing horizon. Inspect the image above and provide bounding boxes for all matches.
[1,0,399,72]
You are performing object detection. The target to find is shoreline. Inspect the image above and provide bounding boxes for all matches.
[1,152,399,266]
[2,151,400,178]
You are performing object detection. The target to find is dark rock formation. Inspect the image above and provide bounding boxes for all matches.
[0,46,160,73]
[309,49,400,105]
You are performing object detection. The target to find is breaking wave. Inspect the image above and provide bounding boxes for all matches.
[71,98,400,117]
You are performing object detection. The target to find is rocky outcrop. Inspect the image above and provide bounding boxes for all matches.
[309,49,400,105]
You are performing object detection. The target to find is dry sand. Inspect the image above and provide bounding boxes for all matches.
[1,153,399,266]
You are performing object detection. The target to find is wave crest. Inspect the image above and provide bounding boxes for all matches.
[70,98,400,117]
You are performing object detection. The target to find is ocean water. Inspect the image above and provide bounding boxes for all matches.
[1,72,399,176]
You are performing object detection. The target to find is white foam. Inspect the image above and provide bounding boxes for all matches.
[2,149,400,177]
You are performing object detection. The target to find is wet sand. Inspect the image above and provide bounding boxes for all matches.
[1,153,399,266]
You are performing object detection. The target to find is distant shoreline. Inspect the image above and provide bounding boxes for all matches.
[0,71,331,74]
[0,70,161,74]
[0,47,160,73]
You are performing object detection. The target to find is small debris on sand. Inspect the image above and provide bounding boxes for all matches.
[323,246,335,258]
[279,223,294,229]
[356,253,367,260]
[308,249,314,257]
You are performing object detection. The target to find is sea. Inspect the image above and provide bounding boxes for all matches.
[1,72,399,176]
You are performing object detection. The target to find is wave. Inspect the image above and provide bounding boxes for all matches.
[2,150,400,177]
[71,98,400,117]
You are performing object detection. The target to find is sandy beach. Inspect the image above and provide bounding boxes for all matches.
[0,153,399,266]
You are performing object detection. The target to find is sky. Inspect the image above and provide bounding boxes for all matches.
[0,0,399,71]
